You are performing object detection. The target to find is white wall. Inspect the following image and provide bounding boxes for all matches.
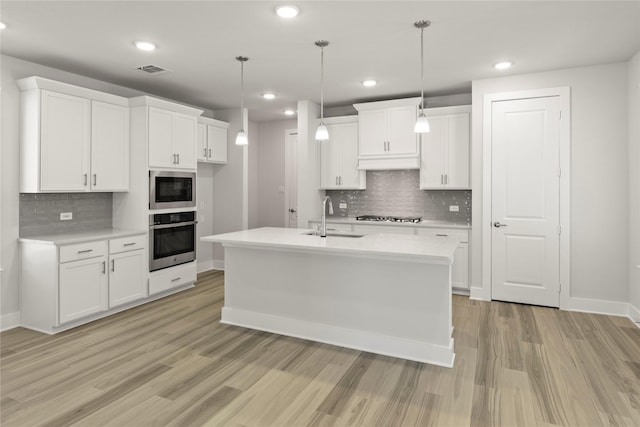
[471,62,630,307]
[628,51,640,322]
[296,101,323,228]
[196,163,215,273]
[256,119,297,227]
[248,120,259,230]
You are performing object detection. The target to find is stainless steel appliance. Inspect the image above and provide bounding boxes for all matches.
[355,215,422,223]
[149,171,196,210]
[149,211,197,271]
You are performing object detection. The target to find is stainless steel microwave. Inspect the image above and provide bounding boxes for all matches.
[149,171,196,210]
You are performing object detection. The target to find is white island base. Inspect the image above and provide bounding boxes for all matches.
[203,227,457,367]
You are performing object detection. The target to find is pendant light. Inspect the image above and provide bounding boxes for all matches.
[414,20,431,134]
[235,56,249,145]
[315,40,329,141]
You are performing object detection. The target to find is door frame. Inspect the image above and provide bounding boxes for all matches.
[482,87,571,309]
[284,129,298,227]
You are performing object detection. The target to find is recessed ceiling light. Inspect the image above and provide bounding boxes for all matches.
[0,22,6,30]
[135,41,156,52]
[262,93,276,100]
[362,80,377,87]
[275,5,300,18]
[494,61,512,70]
[284,109,296,116]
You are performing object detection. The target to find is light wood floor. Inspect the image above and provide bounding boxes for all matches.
[2,270,640,426]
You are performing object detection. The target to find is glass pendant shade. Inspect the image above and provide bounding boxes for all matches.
[235,129,248,146]
[414,112,430,133]
[315,123,329,141]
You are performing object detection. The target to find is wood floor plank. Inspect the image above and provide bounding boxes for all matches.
[2,271,639,426]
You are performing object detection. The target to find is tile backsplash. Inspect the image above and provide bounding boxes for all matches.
[326,170,471,224]
[20,193,113,236]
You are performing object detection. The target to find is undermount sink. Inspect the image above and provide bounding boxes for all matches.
[303,231,364,238]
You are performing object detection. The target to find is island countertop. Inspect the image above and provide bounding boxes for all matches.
[201,227,459,265]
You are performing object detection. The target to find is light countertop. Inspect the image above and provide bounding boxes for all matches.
[309,217,471,230]
[19,228,146,245]
[201,227,459,264]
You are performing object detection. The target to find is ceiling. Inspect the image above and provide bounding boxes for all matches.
[1,1,639,122]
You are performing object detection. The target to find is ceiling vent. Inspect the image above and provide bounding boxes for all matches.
[136,64,170,75]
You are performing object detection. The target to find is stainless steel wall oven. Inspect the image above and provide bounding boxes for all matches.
[149,211,197,271]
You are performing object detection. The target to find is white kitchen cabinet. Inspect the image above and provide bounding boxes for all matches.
[197,117,229,164]
[416,228,469,290]
[17,77,130,193]
[59,255,108,324]
[20,231,148,334]
[148,107,197,169]
[354,98,421,170]
[319,117,365,189]
[420,106,470,189]
[148,261,197,295]
[108,235,147,308]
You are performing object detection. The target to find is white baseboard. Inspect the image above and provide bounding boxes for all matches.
[469,285,490,301]
[629,303,640,328]
[212,259,225,271]
[1,312,21,332]
[567,296,630,317]
[221,307,455,368]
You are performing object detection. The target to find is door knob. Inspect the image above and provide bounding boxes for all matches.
[289,208,297,213]
[493,221,507,228]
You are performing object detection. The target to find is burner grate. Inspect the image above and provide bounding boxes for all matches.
[355,215,422,223]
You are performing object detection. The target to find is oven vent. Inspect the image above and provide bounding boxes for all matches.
[136,64,170,75]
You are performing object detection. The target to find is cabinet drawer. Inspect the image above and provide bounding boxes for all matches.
[59,240,107,263]
[109,234,146,254]
[416,228,469,242]
[148,262,196,295]
[353,224,415,235]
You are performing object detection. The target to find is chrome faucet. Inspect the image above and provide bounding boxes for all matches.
[321,196,334,237]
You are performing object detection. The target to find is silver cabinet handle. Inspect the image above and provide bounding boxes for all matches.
[441,175,444,184]
[339,176,342,185]
[208,148,212,157]
[493,221,508,228]
[204,148,208,157]
[123,242,136,247]
[172,154,176,164]
[436,234,448,237]
[445,174,448,185]
[387,141,390,151]
[102,261,106,274]
[83,173,88,186]
[111,259,115,272]
[335,176,338,185]
[177,153,180,164]
[77,249,93,254]
[171,277,181,282]
[93,174,97,186]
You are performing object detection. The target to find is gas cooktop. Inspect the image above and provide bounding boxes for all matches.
[355,215,422,223]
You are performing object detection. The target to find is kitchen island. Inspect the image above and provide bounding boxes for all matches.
[201,227,459,367]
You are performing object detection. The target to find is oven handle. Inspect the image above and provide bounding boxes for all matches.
[149,221,197,230]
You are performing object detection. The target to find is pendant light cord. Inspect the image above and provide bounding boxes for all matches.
[420,26,424,112]
[240,60,244,123]
[320,45,324,122]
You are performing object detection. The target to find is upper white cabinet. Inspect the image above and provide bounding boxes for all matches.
[354,97,421,170]
[419,105,471,189]
[197,117,229,164]
[129,96,202,171]
[319,116,366,190]
[17,77,130,193]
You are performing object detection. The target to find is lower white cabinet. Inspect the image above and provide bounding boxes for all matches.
[20,232,148,334]
[59,255,108,324]
[416,228,469,290]
[148,262,197,295]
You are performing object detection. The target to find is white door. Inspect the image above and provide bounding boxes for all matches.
[59,256,108,324]
[284,130,298,227]
[173,113,197,169]
[386,105,418,155]
[358,110,387,156]
[148,107,174,168]
[91,101,129,191]
[109,250,146,308]
[491,96,561,307]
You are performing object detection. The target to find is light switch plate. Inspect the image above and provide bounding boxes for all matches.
[60,212,73,220]
[449,205,459,212]
[339,203,347,209]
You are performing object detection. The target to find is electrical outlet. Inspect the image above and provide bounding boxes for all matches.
[449,205,459,212]
[339,203,347,209]
[60,212,73,220]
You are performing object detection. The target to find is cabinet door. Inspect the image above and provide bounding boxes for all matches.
[207,125,228,163]
[109,249,146,308]
[59,256,108,324]
[386,106,418,155]
[173,113,197,169]
[420,115,446,188]
[445,113,470,188]
[148,107,175,168]
[451,243,469,289]
[337,122,363,189]
[358,110,387,156]
[91,101,129,191]
[40,90,90,191]
[196,123,207,162]
[320,124,341,189]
